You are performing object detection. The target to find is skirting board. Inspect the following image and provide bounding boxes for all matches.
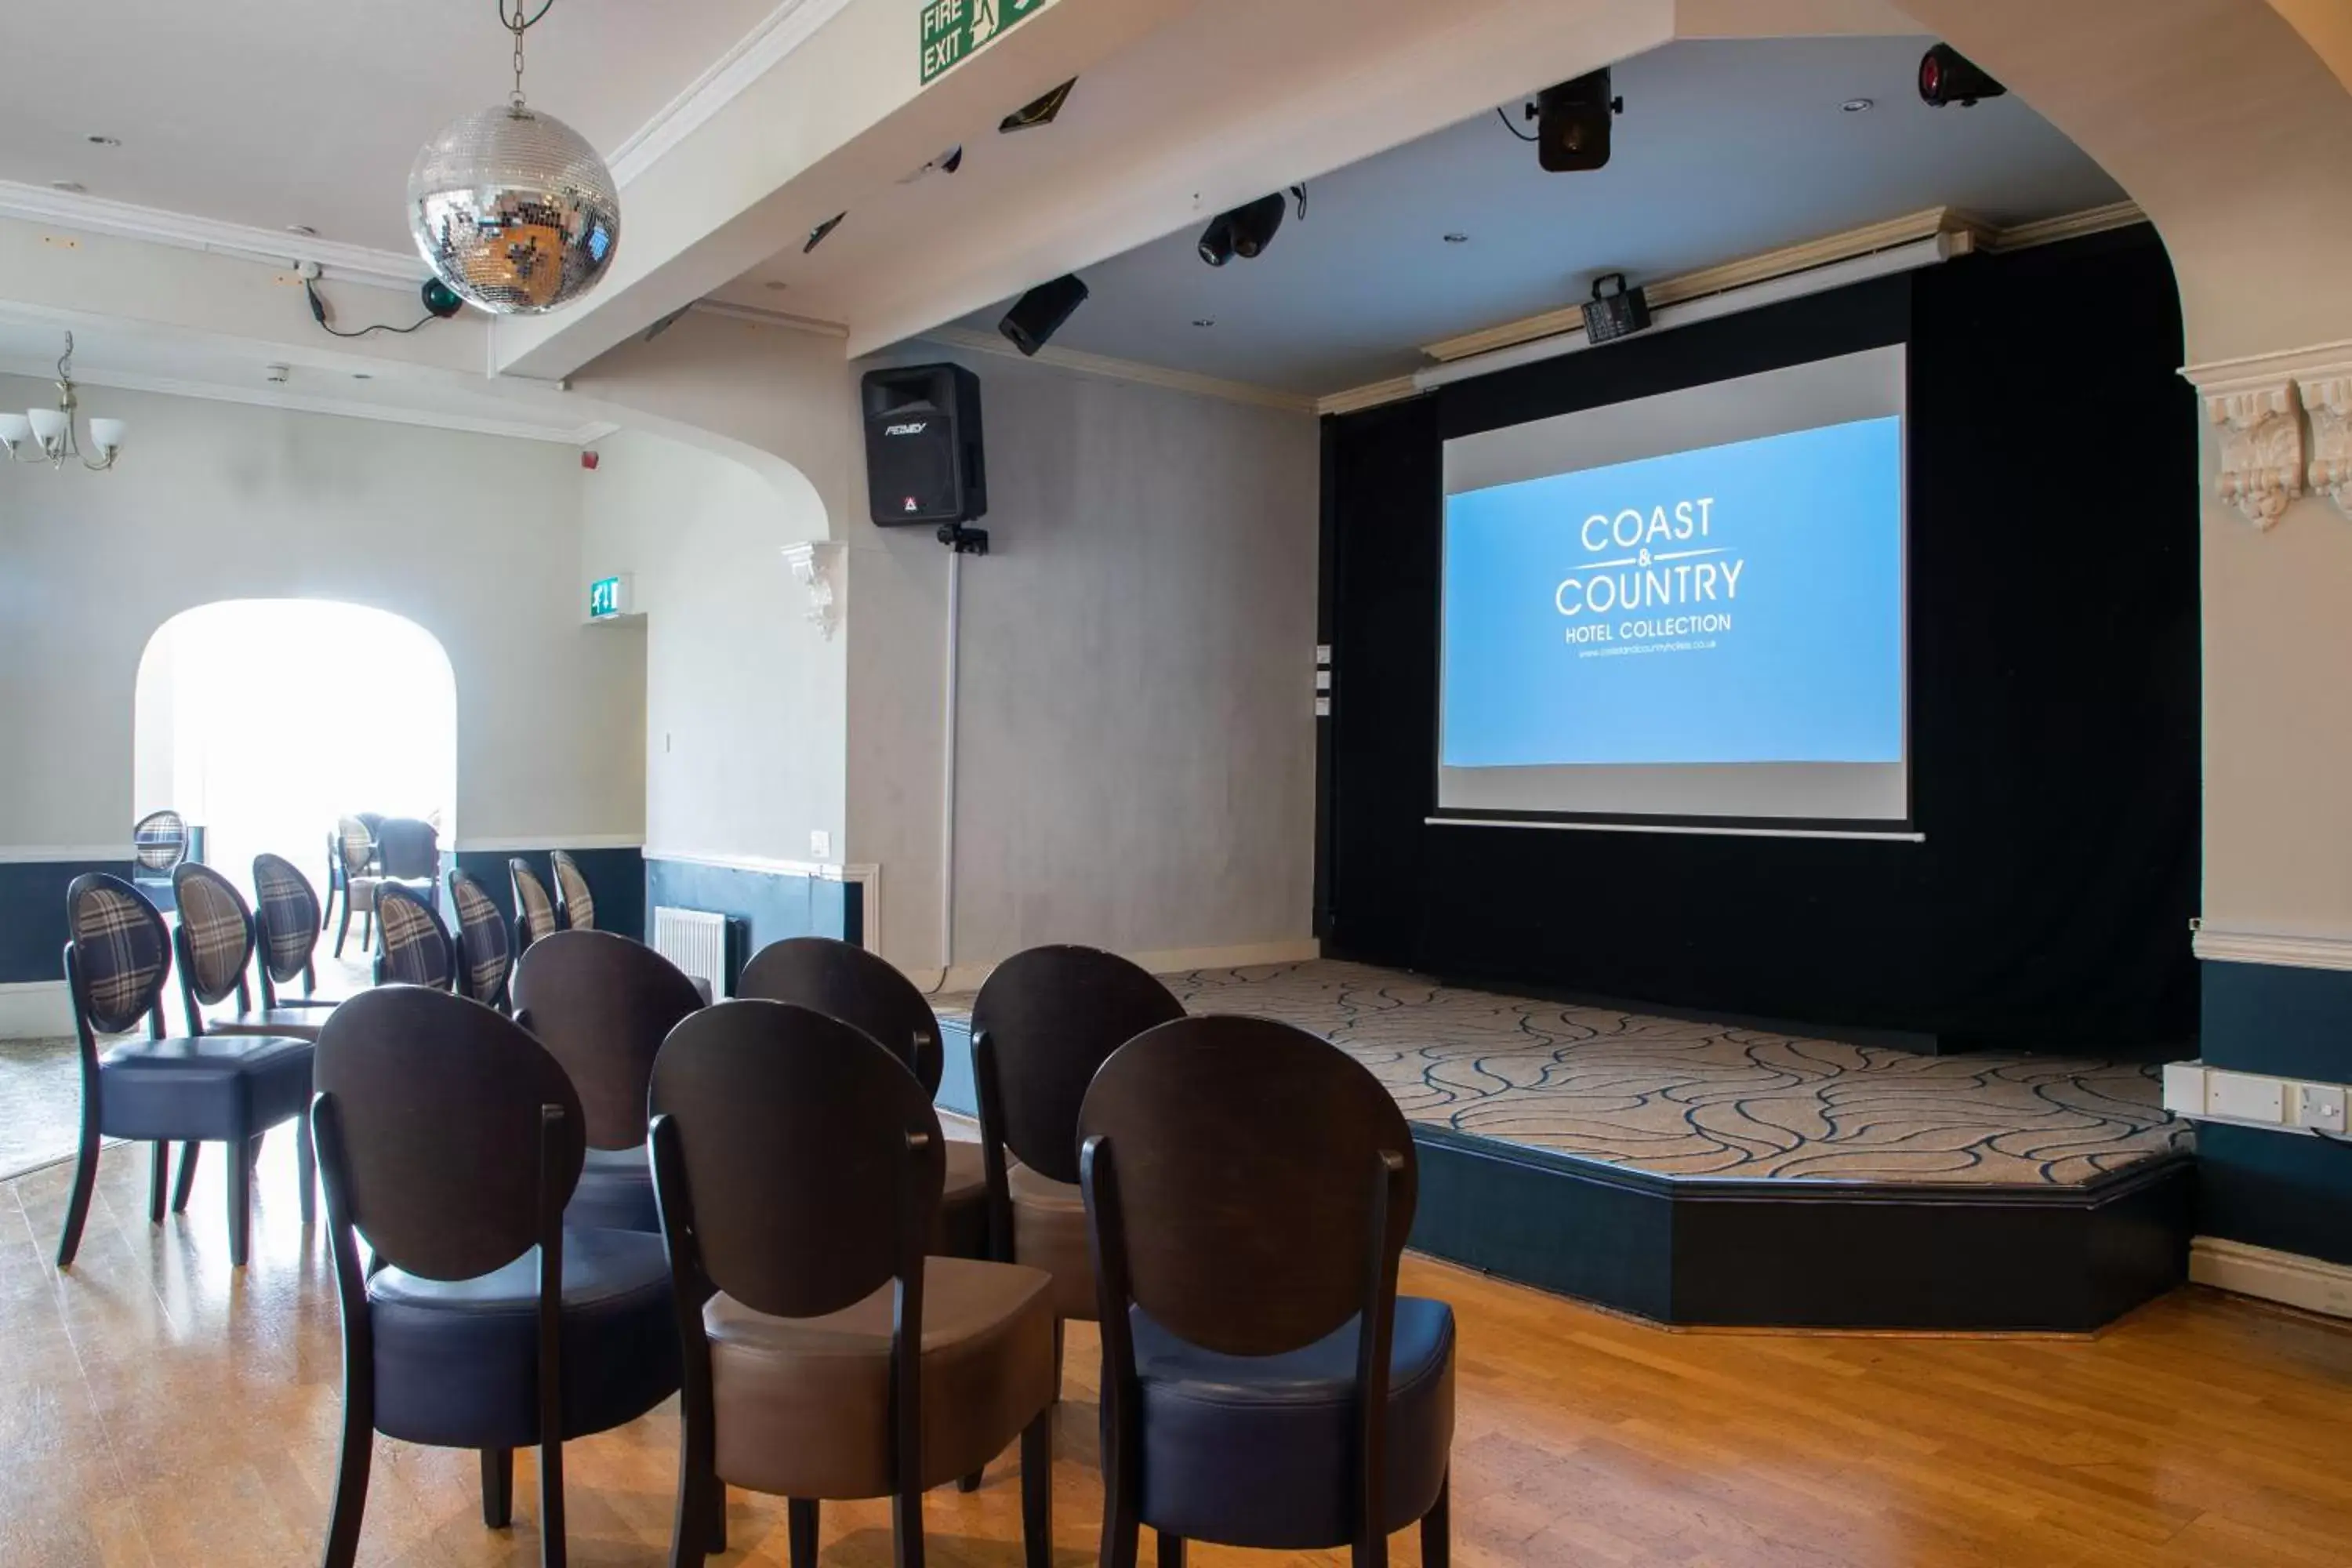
[935,937,1320,996]
[0,980,73,1040]
[2191,1236,2352,1319]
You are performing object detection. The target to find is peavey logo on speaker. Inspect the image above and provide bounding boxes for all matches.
[884,422,930,436]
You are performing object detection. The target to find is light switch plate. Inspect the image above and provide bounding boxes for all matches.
[2299,1083,2348,1134]
[810,829,832,859]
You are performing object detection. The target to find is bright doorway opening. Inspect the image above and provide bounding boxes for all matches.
[133,601,457,886]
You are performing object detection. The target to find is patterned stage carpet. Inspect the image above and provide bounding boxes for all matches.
[971,960,2192,1188]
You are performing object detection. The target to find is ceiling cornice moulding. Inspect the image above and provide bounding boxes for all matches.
[0,180,423,292]
[0,356,614,447]
[607,0,861,187]
[922,326,1316,414]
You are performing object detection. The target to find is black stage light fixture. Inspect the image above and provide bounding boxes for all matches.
[1000,78,1076,132]
[999,274,1089,356]
[1918,44,2006,107]
[1197,190,1294,267]
[1581,272,1650,343]
[804,212,846,253]
[1534,68,1621,172]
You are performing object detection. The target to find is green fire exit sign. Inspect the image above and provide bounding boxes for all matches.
[920,0,1047,85]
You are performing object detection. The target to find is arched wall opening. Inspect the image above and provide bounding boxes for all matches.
[133,601,458,894]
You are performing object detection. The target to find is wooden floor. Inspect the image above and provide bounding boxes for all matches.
[9,1136,2352,1567]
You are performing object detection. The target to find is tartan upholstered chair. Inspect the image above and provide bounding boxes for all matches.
[171,864,332,1042]
[252,852,348,1010]
[331,815,383,958]
[445,868,514,1011]
[57,873,315,1269]
[510,858,559,956]
[132,810,191,874]
[374,881,456,990]
[549,849,597,932]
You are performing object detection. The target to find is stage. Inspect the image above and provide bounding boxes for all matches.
[938,960,2194,1331]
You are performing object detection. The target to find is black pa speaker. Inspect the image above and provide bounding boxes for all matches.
[862,363,986,526]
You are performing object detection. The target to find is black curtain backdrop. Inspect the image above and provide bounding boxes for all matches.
[1318,227,2199,1054]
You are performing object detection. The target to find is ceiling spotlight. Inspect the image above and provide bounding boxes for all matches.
[999,274,1089,356]
[1918,44,2007,107]
[50,180,85,194]
[1841,98,1875,114]
[899,144,965,183]
[1532,68,1621,172]
[1443,232,1469,244]
[1192,318,1215,328]
[285,223,318,237]
[352,372,373,381]
[1198,190,1296,267]
[1000,78,1076,132]
[762,280,790,292]
[85,135,121,147]
[804,212,845,253]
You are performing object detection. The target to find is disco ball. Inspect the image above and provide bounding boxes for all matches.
[407,104,620,315]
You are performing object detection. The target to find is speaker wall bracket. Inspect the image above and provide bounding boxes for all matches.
[937,523,989,556]
[780,541,843,638]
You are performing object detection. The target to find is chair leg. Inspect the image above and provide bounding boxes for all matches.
[958,1467,984,1494]
[334,898,351,957]
[55,1110,101,1269]
[149,1142,170,1224]
[1420,1472,1450,1568]
[1019,1406,1053,1568]
[296,1115,318,1225]
[539,1432,568,1568]
[481,1449,514,1528]
[172,1141,200,1212]
[227,1134,254,1268]
[321,1380,374,1568]
[1157,1534,1186,1568]
[706,1482,726,1555]
[788,1498,819,1568]
[1101,1458,1138,1568]
[892,1478,924,1568]
[361,910,373,953]
[1052,1318,1066,1402]
[1349,1530,1388,1568]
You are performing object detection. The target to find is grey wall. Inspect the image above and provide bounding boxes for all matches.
[847,350,1322,975]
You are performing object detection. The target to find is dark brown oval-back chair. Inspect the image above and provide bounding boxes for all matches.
[970,945,1186,1385]
[311,985,680,1568]
[649,1000,1058,1568]
[1079,1014,1455,1568]
[510,929,704,1234]
[56,873,314,1269]
[737,937,990,1260]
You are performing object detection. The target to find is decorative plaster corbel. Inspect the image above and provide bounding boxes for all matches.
[779,541,842,639]
[2303,375,2352,521]
[2205,382,2305,529]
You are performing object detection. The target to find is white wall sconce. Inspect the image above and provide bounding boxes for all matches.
[781,541,842,639]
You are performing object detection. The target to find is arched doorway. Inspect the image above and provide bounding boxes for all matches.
[133,600,458,890]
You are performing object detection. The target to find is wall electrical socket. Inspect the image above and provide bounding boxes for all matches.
[2299,1083,2348,1135]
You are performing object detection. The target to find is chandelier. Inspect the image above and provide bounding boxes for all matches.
[0,334,125,471]
[407,0,620,315]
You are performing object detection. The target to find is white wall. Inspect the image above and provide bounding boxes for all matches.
[579,427,845,866]
[0,376,644,852]
[845,350,1322,975]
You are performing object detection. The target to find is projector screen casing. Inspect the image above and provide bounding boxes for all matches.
[1435,345,1911,833]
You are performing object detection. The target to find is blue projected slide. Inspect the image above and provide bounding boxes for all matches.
[1441,416,1904,771]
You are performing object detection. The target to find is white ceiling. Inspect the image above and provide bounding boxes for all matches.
[0,0,779,255]
[949,35,2129,396]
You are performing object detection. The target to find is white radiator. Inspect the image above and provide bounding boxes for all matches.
[652,906,731,1000]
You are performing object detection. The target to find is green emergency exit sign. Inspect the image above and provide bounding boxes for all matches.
[920,0,1047,85]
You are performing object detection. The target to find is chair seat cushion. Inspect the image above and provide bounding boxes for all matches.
[936,1138,989,1259]
[1007,1163,1094,1320]
[201,1007,327,1043]
[566,1143,659,1234]
[96,1034,314,1142]
[368,1228,680,1450]
[1131,1296,1456,1550]
[705,1255,1055,1499]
